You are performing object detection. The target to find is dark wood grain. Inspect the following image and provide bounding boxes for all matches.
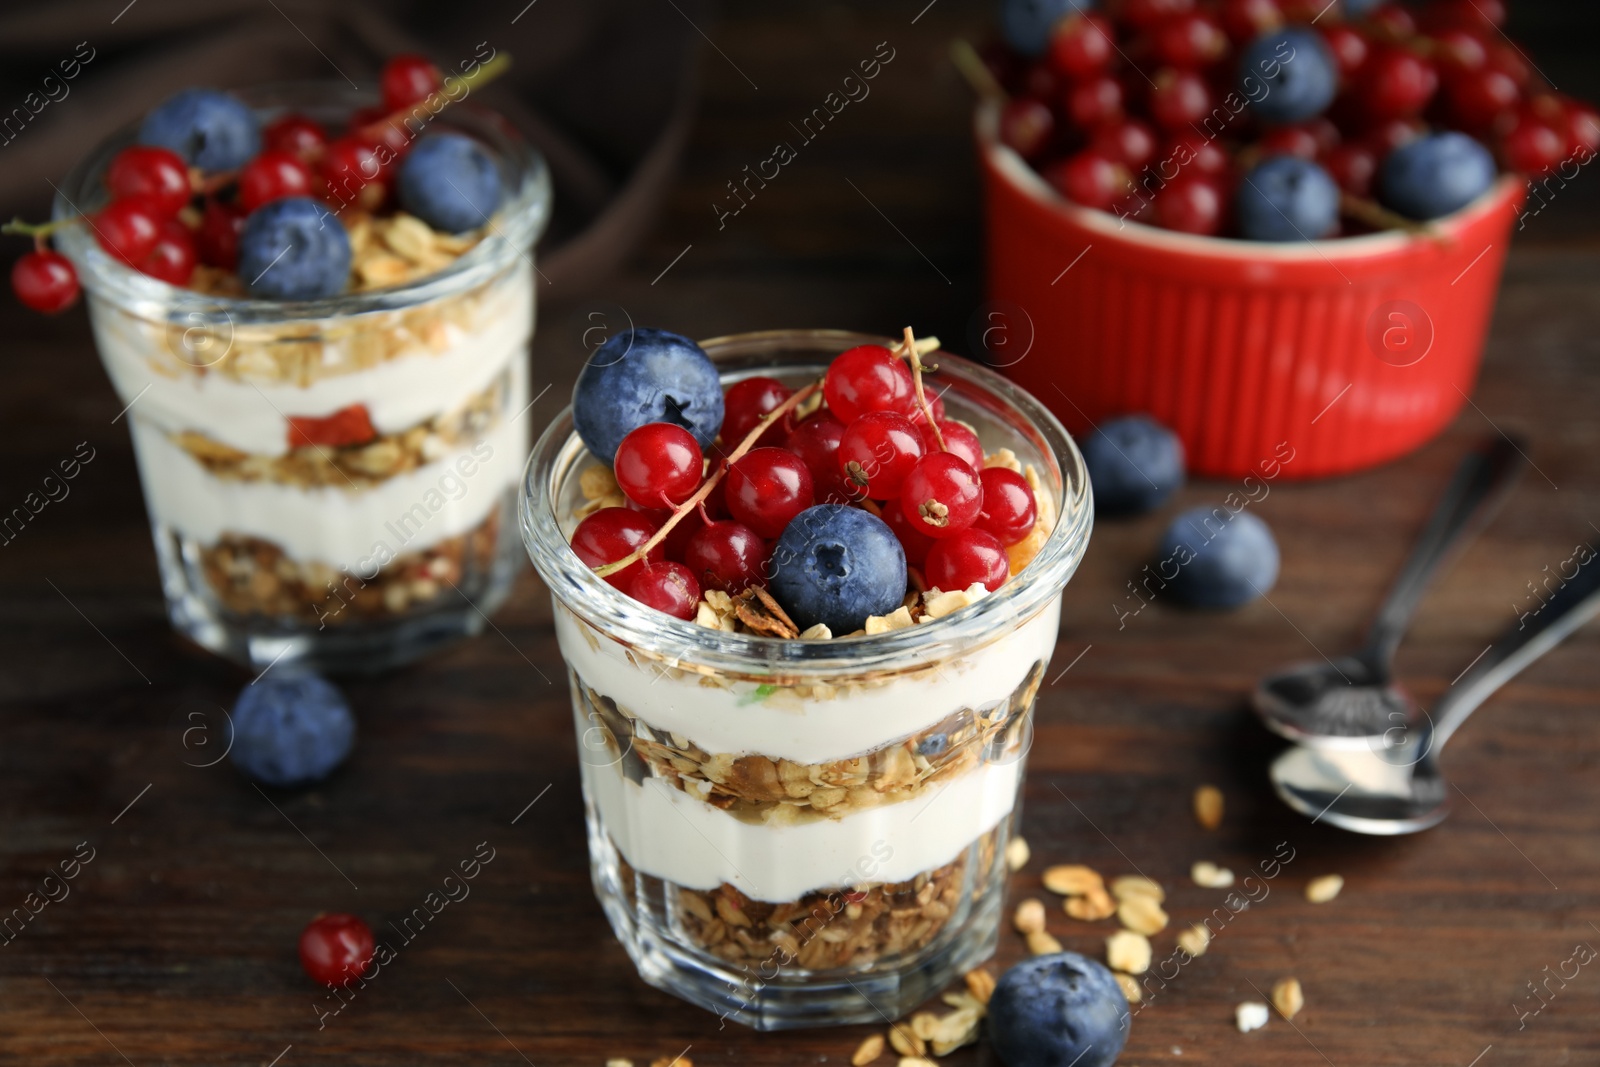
[3,2,1600,1065]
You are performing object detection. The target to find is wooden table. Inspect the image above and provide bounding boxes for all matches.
[4,3,1599,1064]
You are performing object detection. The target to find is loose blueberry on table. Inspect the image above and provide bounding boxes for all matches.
[6,52,508,312]
[229,673,356,787]
[985,0,1596,240]
[1160,504,1281,608]
[988,951,1130,1067]
[1081,414,1185,517]
[568,328,1048,635]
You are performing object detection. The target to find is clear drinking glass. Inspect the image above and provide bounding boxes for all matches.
[53,84,551,673]
[521,330,1092,1029]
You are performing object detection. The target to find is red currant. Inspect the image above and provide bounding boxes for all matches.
[1320,25,1370,79]
[196,198,247,269]
[1148,69,1213,133]
[239,150,316,212]
[880,499,934,568]
[320,136,383,207]
[1046,150,1131,211]
[571,507,662,590]
[353,107,412,173]
[299,913,374,988]
[1419,0,1505,31]
[626,561,702,620]
[1122,0,1196,32]
[1219,0,1283,44]
[906,390,947,428]
[823,345,916,422]
[999,97,1057,162]
[726,447,815,538]
[1366,4,1417,37]
[1486,43,1531,89]
[785,412,855,504]
[94,198,163,265]
[922,420,984,470]
[627,498,705,560]
[838,411,925,499]
[1565,98,1600,158]
[1022,63,1061,105]
[1047,13,1116,80]
[263,113,328,161]
[1357,46,1438,121]
[1164,132,1231,176]
[1501,113,1565,175]
[1433,28,1488,73]
[975,468,1038,545]
[1153,174,1226,235]
[925,527,1011,593]
[1364,117,1423,154]
[1257,125,1321,160]
[105,146,191,218]
[1091,119,1159,170]
[1443,67,1520,133]
[614,423,704,510]
[381,54,443,112]
[900,452,984,540]
[684,521,769,593]
[1325,142,1378,196]
[137,219,197,286]
[1065,75,1125,129]
[1153,12,1228,69]
[723,376,794,448]
[11,250,79,314]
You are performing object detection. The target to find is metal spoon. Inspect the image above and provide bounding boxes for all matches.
[1254,435,1526,749]
[1272,542,1600,834]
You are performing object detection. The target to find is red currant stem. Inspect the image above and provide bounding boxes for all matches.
[3,216,74,240]
[898,326,948,453]
[593,378,823,579]
[353,52,514,144]
[949,38,1006,102]
[197,169,240,196]
[1339,193,1435,236]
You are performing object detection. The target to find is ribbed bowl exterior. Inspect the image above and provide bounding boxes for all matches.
[978,105,1525,479]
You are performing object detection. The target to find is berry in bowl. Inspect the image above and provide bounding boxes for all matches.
[520,328,1091,1029]
[31,56,551,672]
[974,0,1597,478]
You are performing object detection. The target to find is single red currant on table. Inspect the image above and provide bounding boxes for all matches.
[975,468,1039,545]
[925,527,1011,593]
[838,411,925,499]
[726,447,815,538]
[614,423,704,510]
[12,249,79,314]
[722,376,794,447]
[900,452,984,540]
[381,53,444,112]
[626,562,701,620]
[823,344,915,422]
[263,113,328,161]
[571,507,662,591]
[684,520,769,594]
[299,913,374,988]
[105,146,192,218]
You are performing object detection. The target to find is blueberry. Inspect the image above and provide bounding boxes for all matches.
[915,732,949,757]
[1378,132,1497,221]
[1081,414,1185,517]
[138,88,261,172]
[573,328,724,461]
[1239,27,1337,125]
[228,673,355,787]
[989,952,1130,1067]
[769,505,907,634]
[397,133,504,234]
[1236,156,1340,241]
[236,197,352,300]
[1000,0,1086,57]
[1160,505,1280,608]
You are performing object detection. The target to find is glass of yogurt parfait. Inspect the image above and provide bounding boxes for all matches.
[51,79,550,673]
[522,328,1091,1028]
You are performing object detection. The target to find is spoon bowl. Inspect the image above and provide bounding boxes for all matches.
[1271,739,1448,835]
[1254,656,1418,748]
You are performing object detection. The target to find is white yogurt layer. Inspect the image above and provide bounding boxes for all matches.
[555,598,1059,766]
[94,283,531,458]
[128,374,527,571]
[583,753,1020,902]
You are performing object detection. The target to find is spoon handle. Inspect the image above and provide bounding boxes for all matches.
[1362,435,1527,666]
[1433,539,1600,749]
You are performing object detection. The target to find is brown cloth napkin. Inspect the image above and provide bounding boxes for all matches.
[0,0,702,297]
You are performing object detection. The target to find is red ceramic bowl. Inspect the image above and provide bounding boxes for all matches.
[977,99,1526,479]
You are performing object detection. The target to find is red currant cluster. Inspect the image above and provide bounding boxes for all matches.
[8,55,448,315]
[571,338,1041,624]
[989,0,1598,236]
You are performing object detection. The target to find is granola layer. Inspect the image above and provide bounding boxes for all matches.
[613,825,1001,972]
[199,504,503,623]
[580,659,1043,823]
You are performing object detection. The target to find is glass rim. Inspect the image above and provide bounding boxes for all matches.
[51,80,552,323]
[520,328,1093,677]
